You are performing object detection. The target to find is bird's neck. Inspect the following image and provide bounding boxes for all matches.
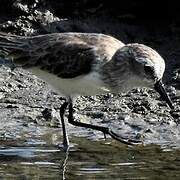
[100,58,146,93]
[100,60,127,92]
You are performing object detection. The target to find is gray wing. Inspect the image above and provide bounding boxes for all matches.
[0,33,98,78]
[29,41,97,78]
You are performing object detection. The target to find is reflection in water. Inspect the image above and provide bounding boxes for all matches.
[0,138,180,179]
[61,147,69,180]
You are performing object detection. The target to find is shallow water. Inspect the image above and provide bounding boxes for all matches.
[0,128,180,180]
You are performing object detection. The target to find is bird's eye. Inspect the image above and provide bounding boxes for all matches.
[144,65,154,75]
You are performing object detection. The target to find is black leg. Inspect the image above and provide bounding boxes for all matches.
[60,101,69,148]
[67,98,142,145]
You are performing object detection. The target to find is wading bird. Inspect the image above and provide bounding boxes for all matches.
[0,32,174,148]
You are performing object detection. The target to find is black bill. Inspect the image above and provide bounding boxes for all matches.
[154,80,174,109]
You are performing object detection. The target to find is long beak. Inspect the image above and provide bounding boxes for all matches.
[154,80,174,109]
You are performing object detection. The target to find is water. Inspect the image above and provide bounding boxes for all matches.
[0,133,180,180]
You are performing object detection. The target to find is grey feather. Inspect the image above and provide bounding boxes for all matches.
[0,32,124,78]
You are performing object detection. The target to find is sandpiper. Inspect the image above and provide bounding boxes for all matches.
[0,32,174,147]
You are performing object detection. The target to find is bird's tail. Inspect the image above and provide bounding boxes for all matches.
[0,32,31,67]
[0,32,26,58]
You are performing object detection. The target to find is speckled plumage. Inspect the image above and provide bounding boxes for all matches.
[0,32,123,77]
[101,43,166,92]
[0,32,125,95]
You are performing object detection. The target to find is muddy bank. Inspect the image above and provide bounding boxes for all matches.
[0,0,180,147]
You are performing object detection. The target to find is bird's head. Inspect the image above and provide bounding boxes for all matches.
[114,43,174,109]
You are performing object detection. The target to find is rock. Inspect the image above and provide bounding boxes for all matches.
[41,108,60,127]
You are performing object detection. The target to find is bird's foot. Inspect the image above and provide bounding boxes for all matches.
[107,130,142,145]
[57,142,70,152]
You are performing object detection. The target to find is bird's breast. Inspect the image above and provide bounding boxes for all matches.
[28,67,110,96]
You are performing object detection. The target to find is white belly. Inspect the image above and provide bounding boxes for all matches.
[28,67,110,96]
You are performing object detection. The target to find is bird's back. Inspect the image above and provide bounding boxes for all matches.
[0,32,125,96]
[0,32,124,77]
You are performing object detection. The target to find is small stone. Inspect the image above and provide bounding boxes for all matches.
[41,108,52,121]
[85,111,104,119]
[170,110,180,119]
[41,108,60,127]
[145,128,153,133]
